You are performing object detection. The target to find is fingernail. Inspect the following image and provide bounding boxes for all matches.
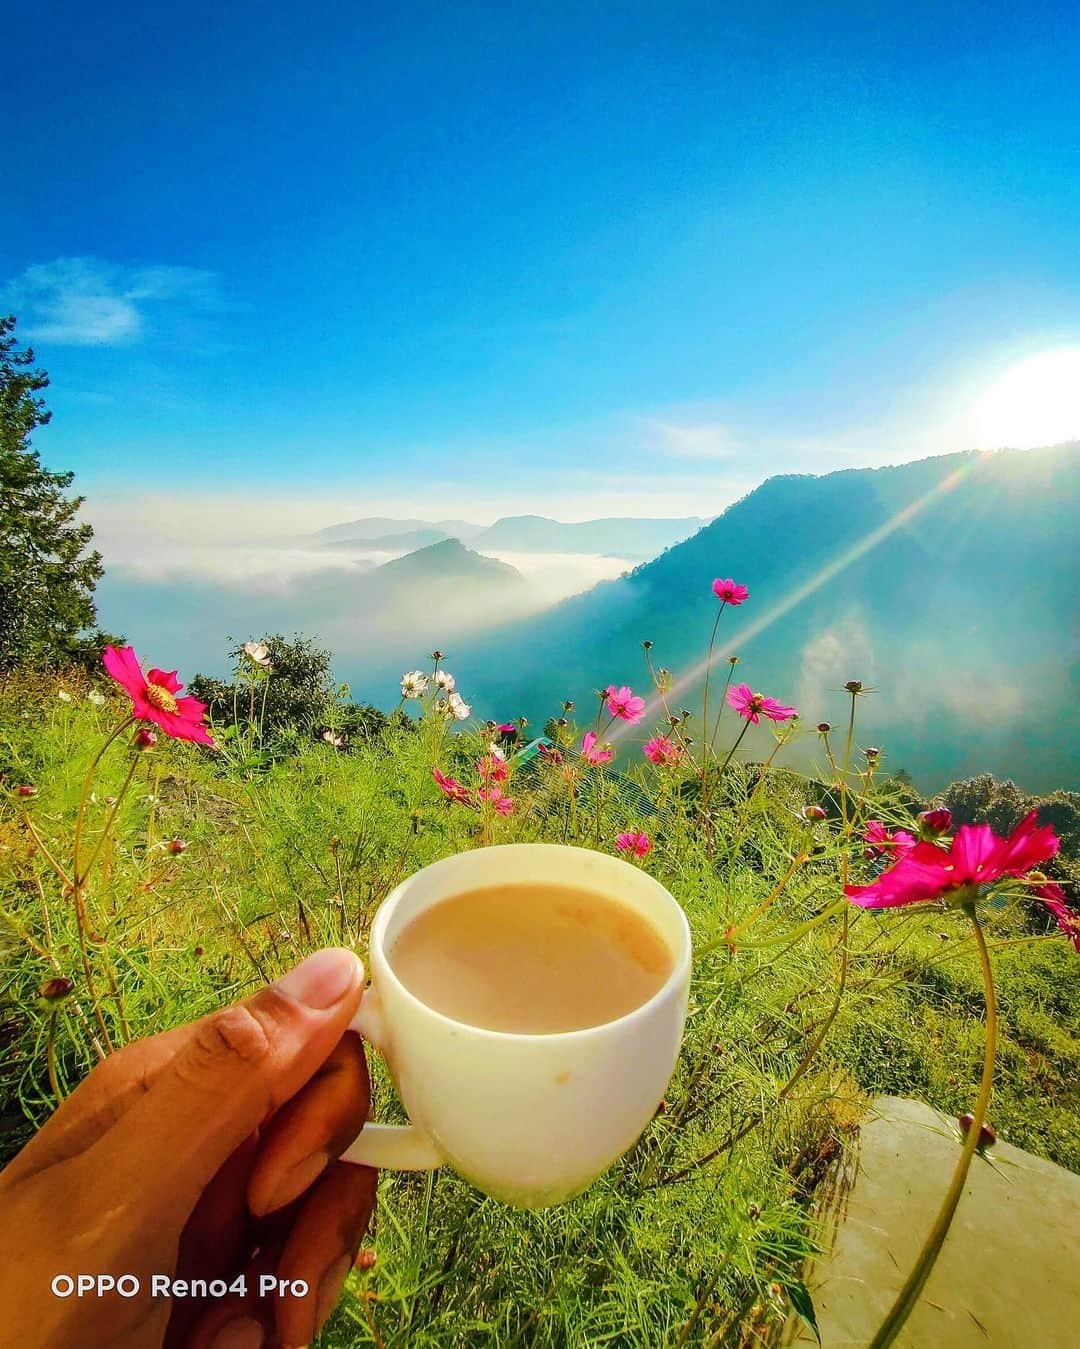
[256,1148,330,1215]
[276,949,363,1010]
[210,1316,264,1349]
[315,1254,352,1332]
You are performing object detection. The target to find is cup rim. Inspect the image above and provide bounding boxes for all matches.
[367,842,692,1042]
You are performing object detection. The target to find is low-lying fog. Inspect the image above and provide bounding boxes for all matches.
[90,507,636,693]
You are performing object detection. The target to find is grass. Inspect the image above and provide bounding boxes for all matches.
[2,667,1078,1346]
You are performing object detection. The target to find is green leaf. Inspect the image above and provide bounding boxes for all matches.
[786,1281,820,1344]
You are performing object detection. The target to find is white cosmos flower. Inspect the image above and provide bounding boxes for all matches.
[87,691,106,706]
[433,670,456,691]
[321,729,346,747]
[401,670,428,699]
[487,742,506,759]
[448,691,471,721]
[243,640,272,668]
[57,690,73,702]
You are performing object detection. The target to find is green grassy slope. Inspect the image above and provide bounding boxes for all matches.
[2,674,1077,1346]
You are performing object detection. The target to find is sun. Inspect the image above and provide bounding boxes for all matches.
[971,348,1080,450]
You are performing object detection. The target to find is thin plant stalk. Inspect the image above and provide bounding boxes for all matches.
[868,909,998,1349]
[700,602,727,766]
[46,1011,63,1101]
[72,715,135,877]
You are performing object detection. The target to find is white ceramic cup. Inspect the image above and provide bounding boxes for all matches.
[341,842,691,1208]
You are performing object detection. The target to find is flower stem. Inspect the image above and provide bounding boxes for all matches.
[76,754,140,885]
[700,603,726,766]
[46,1011,63,1101]
[73,716,136,878]
[714,717,751,781]
[868,910,997,1349]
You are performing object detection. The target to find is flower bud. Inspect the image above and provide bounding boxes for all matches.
[918,807,952,836]
[958,1112,996,1150]
[728,654,740,665]
[167,838,188,855]
[354,1247,377,1271]
[816,722,832,734]
[134,727,157,750]
[747,1202,761,1219]
[41,976,75,1001]
[193,945,204,957]
[802,804,827,821]
[864,746,881,760]
[642,639,653,650]
[562,701,575,713]
[430,650,444,661]
[844,680,864,694]
[15,784,38,798]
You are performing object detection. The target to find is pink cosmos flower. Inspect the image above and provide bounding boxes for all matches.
[477,754,509,782]
[103,645,214,747]
[581,731,614,765]
[1035,882,1080,953]
[432,767,472,804]
[643,735,682,766]
[615,831,652,858]
[605,684,646,724]
[726,683,797,725]
[863,820,917,856]
[479,785,514,815]
[845,810,1060,911]
[711,578,749,605]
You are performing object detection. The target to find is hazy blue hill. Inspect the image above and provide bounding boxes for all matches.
[322,527,453,552]
[452,445,1080,791]
[373,537,526,586]
[471,514,709,555]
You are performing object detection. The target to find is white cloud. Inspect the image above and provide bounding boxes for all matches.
[643,418,740,459]
[3,257,219,346]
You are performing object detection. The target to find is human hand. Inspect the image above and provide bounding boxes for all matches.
[0,948,376,1348]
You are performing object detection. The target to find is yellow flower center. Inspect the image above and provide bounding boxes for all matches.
[145,682,178,714]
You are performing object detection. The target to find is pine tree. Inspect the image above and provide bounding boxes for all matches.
[0,314,105,670]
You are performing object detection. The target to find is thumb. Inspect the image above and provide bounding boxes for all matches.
[95,948,365,1208]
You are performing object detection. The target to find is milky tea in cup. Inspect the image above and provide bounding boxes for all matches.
[387,881,674,1034]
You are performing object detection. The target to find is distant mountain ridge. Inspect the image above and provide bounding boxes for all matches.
[450,445,1080,791]
[316,513,709,557]
[322,528,452,552]
[314,516,482,543]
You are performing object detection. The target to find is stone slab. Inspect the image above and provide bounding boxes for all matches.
[784,1095,1080,1347]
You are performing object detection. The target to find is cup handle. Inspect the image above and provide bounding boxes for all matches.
[341,987,444,1171]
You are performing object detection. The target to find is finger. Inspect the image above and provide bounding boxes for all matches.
[273,1161,378,1348]
[165,1134,261,1348]
[248,1031,370,1217]
[92,949,365,1213]
[0,1024,190,1185]
[180,1241,284,1349]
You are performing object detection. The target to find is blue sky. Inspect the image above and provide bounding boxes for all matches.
[4,1,1080,530]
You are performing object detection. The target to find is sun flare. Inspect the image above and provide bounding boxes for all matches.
[972,348,1080,450]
